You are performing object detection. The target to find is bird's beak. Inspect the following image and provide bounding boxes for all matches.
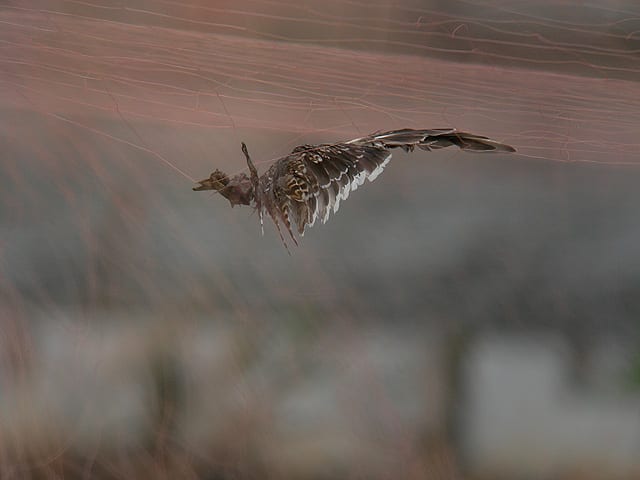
[193,177,215,191]
[193,170,230,192]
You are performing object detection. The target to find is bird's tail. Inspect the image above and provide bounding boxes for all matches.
[349,128,515,153]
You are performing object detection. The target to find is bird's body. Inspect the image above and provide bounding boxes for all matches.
[194,128,515,245]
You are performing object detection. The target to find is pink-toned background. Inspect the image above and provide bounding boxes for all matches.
[1,1,640,478]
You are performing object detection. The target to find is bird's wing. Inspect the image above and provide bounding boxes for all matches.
[348,128,516,153]
[259,129,515,241]
[275,143,393,236]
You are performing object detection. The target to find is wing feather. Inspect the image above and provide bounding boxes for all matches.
[267,143,392,236]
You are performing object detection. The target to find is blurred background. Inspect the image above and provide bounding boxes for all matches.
[2,0,640,478]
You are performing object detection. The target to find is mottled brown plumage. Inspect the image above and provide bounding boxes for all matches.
[193,129,515,246]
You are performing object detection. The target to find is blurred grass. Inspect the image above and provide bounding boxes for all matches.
[2,1,640,479]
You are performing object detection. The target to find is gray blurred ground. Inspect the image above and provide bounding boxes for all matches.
[1,1,640,479]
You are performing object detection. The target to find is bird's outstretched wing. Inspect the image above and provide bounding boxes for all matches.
[268,142,393,237]
[265,129,515,238]
[349,128,516,153]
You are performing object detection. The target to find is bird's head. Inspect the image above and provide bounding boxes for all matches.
[193,169,228,192]
[193,170,255,207]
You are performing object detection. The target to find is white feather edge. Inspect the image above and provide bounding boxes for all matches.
[309,152,392,227]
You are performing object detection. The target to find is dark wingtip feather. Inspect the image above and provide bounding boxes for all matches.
[361,128,515,153]
[447,132,516,153]
[471,137,515,153]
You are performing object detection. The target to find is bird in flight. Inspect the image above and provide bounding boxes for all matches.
[193,128,515,247]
